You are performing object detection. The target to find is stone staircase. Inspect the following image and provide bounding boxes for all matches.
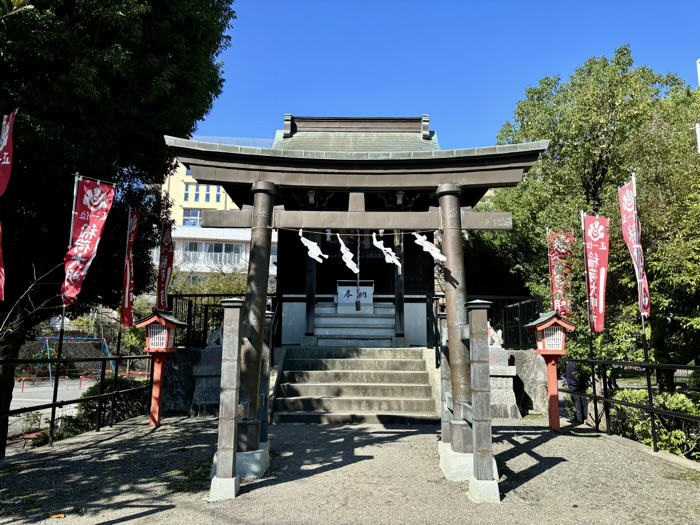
[272,346,439,424]
[314,302,395,347]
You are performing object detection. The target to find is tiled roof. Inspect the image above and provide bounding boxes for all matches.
[272,130,440,152]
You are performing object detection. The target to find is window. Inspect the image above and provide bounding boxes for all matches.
[182,241,244,266]
[183,209,203,227]
[184,184,190,202]
[205,185,211,203]
[216,186,222,203]
[185,168,192,177]
[194,184,200,202]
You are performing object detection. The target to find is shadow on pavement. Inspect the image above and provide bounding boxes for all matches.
[241,424,439,494]
[0,417,217,524]
[493,422,601,495]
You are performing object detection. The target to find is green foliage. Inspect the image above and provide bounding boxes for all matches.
[481,46,700,368]
[21,411,40,434]
[0,2,236,449]
[0,0,34,19]
[0,0,236,349]
[611,389,700,460]
[169,269,248,295]
[75,376,149,430]
[689,371,700,390]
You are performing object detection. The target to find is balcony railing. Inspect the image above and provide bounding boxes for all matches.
[182,252,243,267]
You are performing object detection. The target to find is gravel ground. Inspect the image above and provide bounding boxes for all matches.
[1,415,699,525]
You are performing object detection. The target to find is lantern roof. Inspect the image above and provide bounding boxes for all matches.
[524,311,576,332]
[135,309,187,329]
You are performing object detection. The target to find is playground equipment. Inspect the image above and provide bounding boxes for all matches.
[29,337,114,386]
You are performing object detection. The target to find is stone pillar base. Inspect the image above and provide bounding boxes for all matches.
[468,477,501,503]
[209,475,240,501]
[237,441,271,479]
[449,419,471,453]
[438,442,499,482]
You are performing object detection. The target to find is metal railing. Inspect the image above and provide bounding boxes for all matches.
[181,251,245,268]
[561,358,700,455]
[1,354,153,453]
[170,293,247,347]
[432,294,541,349]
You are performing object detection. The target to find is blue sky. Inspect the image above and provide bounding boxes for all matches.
[196,0,700,150]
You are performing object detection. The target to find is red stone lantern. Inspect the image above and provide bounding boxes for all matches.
[135,310,187,427]
[525,311,576,431]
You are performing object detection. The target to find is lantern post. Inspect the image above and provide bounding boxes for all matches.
[525,312,576,431]
[135,310,187,427]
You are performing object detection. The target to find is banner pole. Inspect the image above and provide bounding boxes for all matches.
[581,211,600,430]
[49,172,81,446]
[112,207,133,426]
[631,172,658,451]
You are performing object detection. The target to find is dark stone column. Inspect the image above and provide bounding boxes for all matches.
[437,183,472,453]
[240,181,275,451]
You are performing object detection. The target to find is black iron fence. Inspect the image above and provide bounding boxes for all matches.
[170,292,541,350]
[561,358,700,457]
[1,354,153,455]
[433,294,541,349]
[170,293,246,347]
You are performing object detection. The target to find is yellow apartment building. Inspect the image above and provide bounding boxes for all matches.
[164,160,277,278]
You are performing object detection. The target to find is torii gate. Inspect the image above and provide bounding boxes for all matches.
[165,121,547,502]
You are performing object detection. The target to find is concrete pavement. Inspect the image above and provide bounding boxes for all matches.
[1,415,699,524]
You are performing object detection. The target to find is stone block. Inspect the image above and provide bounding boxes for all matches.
[209,475,240,501]
[489,348,509,367]
[438,442,499,482]
[508,349,548,414]
[468,477,501,503]
[237,441,271,479]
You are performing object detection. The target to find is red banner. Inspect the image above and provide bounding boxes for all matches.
[121,209,141,327]
[548,231,574,317]
[0,109,18,198]
[583,215,610,332]
[61,179,115,306]
[618,179,651,318]
[156,224,174,311]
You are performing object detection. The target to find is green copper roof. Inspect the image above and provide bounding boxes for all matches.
[272,129,441,152]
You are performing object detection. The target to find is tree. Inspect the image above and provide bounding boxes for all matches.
[0,0,236,456]
[478,47,700,386]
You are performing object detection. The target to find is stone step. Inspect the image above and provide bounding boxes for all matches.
[314,315,395,327]
[284,358,425,372]
[316,336,393,347]
[281,370,430,384]
[278,382,433,398]
[272,411,440,425]
[284,347,424,359]
[315,304,395,314]
[274,396,436,413]
[314,326,395,337]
